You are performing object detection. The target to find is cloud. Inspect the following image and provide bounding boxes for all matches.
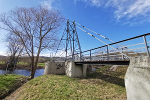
[40,0,54,10]
[40,50,67,57]
[74,0,103,7]
[106,0,150,20]
[0,51,7,56]
[75,0,150,25]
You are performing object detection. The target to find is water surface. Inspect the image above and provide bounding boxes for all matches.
[0,69,44,77]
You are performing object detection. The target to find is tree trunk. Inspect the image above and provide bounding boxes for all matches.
[31,38,42,78]
[30,56,34,79]
[30,35,35,79]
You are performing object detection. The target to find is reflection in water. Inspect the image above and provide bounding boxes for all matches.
[0,69,44,78]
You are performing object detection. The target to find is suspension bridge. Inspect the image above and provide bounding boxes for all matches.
[44,19,150,100]
[54,19,150,65]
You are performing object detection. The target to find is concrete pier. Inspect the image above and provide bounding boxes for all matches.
[125,57,150,100]
[44,61,65,75]
[65,61,87,78]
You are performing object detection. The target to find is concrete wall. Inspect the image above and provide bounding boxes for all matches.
[65,61,87,78]
[44,61,65,75]
[125,57,150,100]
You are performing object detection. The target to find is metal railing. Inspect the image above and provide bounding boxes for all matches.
[66,33,150,61]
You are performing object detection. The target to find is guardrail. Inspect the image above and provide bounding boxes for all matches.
[66,33,150,61]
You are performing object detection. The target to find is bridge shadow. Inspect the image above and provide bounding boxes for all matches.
[86,66,128,87]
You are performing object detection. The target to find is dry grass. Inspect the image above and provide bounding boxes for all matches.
[4,65,128,100]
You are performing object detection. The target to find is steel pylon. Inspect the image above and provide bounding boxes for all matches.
[56,19,82,61]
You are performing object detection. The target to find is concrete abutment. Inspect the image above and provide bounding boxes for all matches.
[44,61,87,78]
[125,57,150,100]
[65,61,87,78]
[44,61,65,75]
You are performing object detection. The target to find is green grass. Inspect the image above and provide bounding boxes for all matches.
[17,62,45,67]
[0,61,5,64]
[17,62,28,65]
[37,63,45,67]
[0,74,29,99]
[5,66,128,100]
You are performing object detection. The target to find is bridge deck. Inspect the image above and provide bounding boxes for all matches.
[75,60,130,65]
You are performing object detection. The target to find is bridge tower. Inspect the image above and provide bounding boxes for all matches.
[56,19,82,61]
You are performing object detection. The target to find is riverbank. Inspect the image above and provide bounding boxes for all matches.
[0,74,30,99]
[0,63,45,70]
[3,65,128,100]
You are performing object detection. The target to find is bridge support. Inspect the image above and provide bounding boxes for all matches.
[44,61,65,75]
[65,61,87,78]
[125,57,150,100]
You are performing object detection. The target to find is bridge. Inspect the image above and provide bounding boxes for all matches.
[54,19,150,66]
[44,19,150,100]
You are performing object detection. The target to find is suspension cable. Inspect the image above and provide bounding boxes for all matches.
[76,26,130,58]
[75,21,142,56]
[75,22,116,43]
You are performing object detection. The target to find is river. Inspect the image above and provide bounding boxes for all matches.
[0,69,44,77]
[0,68,97,78]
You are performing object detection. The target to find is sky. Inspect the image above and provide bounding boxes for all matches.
[0,0,150,56]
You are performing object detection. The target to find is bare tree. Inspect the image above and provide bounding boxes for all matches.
[6,32,24,68]
[0,6,65,78]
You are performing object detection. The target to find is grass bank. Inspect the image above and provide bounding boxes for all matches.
[0,74,30,99]
[37,63,45,67]
[0,62,45,70]
[4,65,128,100]
[17,62,45,67]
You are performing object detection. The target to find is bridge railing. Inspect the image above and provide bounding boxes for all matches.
[68,33,150,61]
